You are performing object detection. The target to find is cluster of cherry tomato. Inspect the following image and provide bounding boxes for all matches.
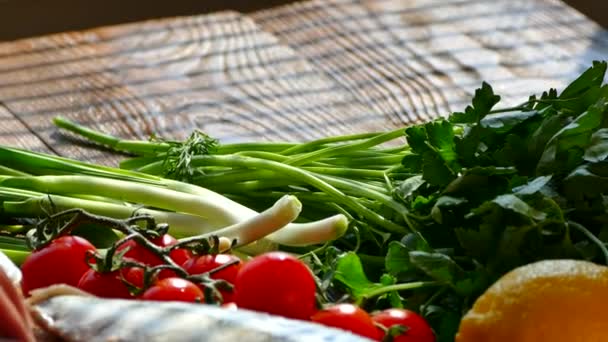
[20,234,435,342]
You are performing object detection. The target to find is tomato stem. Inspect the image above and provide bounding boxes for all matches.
[26,208,165,250]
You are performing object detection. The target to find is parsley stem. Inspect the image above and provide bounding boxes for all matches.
[359,281,440,304]
[569,220,608,265]
[420,286,448,315]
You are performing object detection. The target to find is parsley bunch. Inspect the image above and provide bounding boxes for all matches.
[327,61,608,341]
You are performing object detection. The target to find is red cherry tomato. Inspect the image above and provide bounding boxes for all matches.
[372,309,435,342]
[21,236,96,296]
[118,234,192,278]
[141,277,204,303]
[120,267,145,289]
[311,304,381,340]
[183,254,242,302]
[234,252,316,320]
[77,269,132,299]
[152,235,192,266]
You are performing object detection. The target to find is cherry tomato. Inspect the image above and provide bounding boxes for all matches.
[311,304,381,340]
[21,236,96,296]
[152,235,192,266]
[141,277,204,303]
[372,309,435,342]
[120,267,145,289]
[233,252,316,320]
[77,269,132,299]
[118,234,192,278]
[183,254,242,302]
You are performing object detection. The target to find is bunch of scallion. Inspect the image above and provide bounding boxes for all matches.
[0,146,350,260]
[51,119,418,251]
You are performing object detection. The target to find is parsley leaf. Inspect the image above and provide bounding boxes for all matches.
[450,82,501,124]
[559,61,607,99]
[390,62,608,341]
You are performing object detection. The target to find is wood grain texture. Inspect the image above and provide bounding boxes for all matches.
[0,0,300,41]
[0,0,606,164]
[254,0,608,118]
[0,11,380,164]
[0,104,53,153]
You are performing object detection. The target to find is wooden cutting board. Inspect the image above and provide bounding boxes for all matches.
[0,0,606,165]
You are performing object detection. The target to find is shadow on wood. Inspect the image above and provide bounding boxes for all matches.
[0,0,604,42]
[0,0,297,41]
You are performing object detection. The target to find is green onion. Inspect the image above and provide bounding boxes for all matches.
[50,117,418,240]
[0,146,349,258]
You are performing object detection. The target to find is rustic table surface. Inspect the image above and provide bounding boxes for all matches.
[0,0,606,165]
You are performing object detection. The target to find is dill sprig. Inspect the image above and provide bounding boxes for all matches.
[160,130,219,182]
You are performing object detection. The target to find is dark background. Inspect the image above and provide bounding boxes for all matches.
[0,0,605,41]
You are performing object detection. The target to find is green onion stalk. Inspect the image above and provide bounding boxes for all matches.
[53,118,421,231]
[0,146,350,262]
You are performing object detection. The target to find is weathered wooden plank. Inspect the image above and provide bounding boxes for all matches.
[254,0,608,119]
[0,104,53,153]
[0,11,383,164]
[0,0,606,165]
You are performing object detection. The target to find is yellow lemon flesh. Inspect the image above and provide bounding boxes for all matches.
[456,259,608,342]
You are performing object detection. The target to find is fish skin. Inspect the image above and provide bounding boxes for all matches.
[31,295,374,342]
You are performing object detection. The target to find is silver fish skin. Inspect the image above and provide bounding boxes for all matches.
[31,295,374,342]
